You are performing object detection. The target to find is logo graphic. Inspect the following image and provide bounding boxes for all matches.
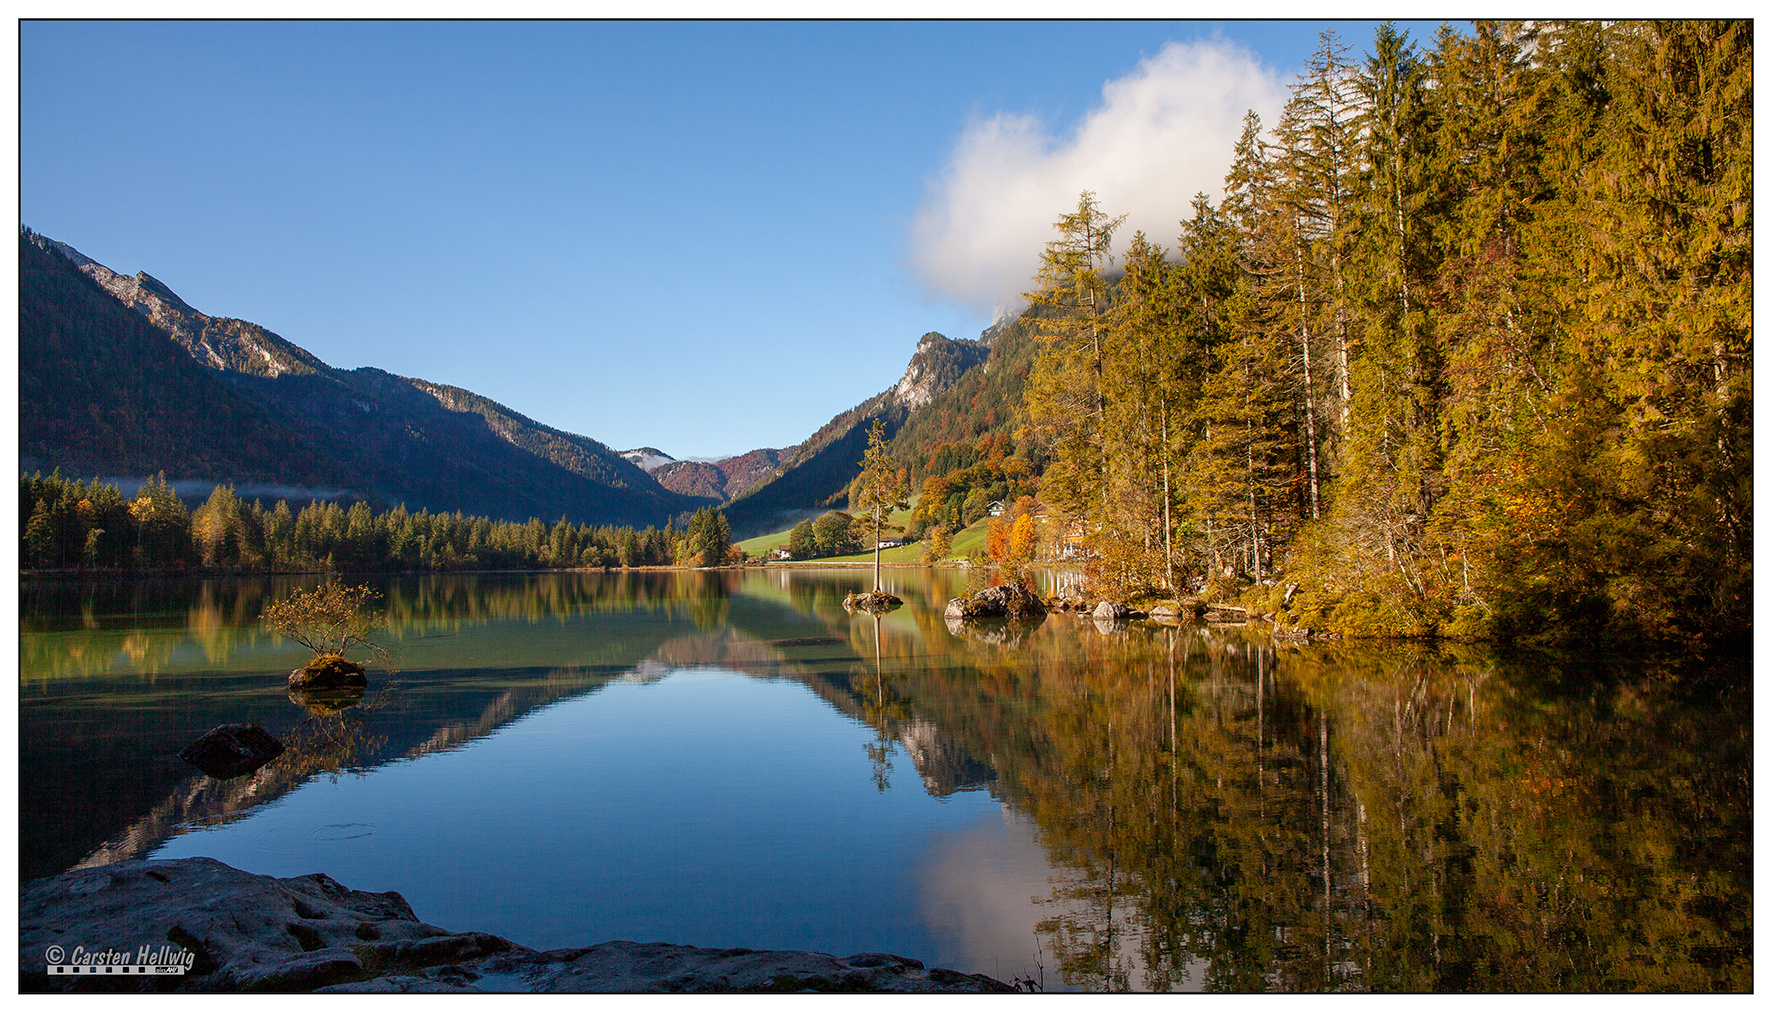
[44,944,195,976]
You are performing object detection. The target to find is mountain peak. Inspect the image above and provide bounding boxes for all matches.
[621,448,676,471]
[892,331,987,411]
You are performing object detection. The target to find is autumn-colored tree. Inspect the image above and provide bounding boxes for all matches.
[1002,20,1750,642]
[192,484,249,567]
[922,524,952,565]
[1023,191,1126,523]
[263,581,393,670]
[128,473,190,567]
[850,418,911,591]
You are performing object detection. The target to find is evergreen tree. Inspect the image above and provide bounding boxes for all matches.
[851,418,911,591]
[192,484,248,567]
[1023,191,1127,525]
[681,507,732,567]
[128,474,190,567]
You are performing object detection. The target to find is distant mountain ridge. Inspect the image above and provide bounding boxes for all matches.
[718,330,995,538]
[20,232,351,490]
[614,446,785,503]
[20,231,712,527]
[21,228,1025,537]
[45,237,329,380]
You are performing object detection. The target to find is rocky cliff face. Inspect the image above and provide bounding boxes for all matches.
[720,331,994,537]
[891,332,989,411]
[47,237,327,379]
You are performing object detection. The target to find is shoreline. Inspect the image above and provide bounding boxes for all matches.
[18,560,976,579]
[20,858,1018,994]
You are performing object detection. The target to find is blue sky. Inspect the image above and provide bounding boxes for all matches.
[21,20,1448,460]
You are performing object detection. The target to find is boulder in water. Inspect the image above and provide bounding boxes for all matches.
[179,723,284,780]
[1091,601,1130,621]
[843,591,903,614]
[944,584,1047,620]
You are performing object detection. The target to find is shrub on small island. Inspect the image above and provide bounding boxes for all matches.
[263,581,394,687]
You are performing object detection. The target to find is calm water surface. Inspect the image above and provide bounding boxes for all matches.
[19,568,1751,991]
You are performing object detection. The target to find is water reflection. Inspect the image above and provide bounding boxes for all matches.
[18,569,1750,991]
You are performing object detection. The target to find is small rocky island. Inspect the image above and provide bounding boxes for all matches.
[19,858,1015,993]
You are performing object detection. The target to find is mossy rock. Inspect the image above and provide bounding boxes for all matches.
[944,584,1046,620]
[289,654,369,690]
[843,591,903,614]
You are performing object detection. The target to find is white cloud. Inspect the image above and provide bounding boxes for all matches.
[907,39,1289,315]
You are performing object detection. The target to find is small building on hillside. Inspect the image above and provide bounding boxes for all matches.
[1057,522,1088,560]
[767,547,791,561]
[875,538,907,550]
[986,500,1006,517]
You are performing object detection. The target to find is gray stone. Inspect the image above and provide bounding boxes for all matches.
[945,584,1046,620]
[843,591,903,614]
[333,940,1011,993]
[20,858,1013,993]
[1091,601,1129,621]
[19,857,505,992]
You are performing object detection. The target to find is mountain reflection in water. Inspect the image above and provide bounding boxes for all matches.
[19,569,1750,991]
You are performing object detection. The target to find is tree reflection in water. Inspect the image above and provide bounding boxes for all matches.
[839,614,1749,992]
[277,681,395,781]
[22,570,1749,991]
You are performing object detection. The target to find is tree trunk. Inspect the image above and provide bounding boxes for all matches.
[1297,243,1322,519]
[1162,401,1174,592]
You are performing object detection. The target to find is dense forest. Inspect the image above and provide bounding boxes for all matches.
[1016,20,1749,643]
[20,471,736,572]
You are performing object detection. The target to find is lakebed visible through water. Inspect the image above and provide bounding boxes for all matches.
[19,568,1751,991]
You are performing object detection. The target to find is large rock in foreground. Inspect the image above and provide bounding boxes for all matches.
[1091,601,1130,621]
[943,583,1046,620]
[20,859,1014,993]
[20,857,508,992]
[321,940,1015,993]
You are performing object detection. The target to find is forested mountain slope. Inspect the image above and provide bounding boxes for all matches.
[885,308,1046,482]
[720,390,903,539]
[715,325,1034,541]
[19,233,349,486]
[647,448,784,502]
[19,231,712,527]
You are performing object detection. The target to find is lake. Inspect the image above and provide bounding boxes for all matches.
[18,568,1752,991]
